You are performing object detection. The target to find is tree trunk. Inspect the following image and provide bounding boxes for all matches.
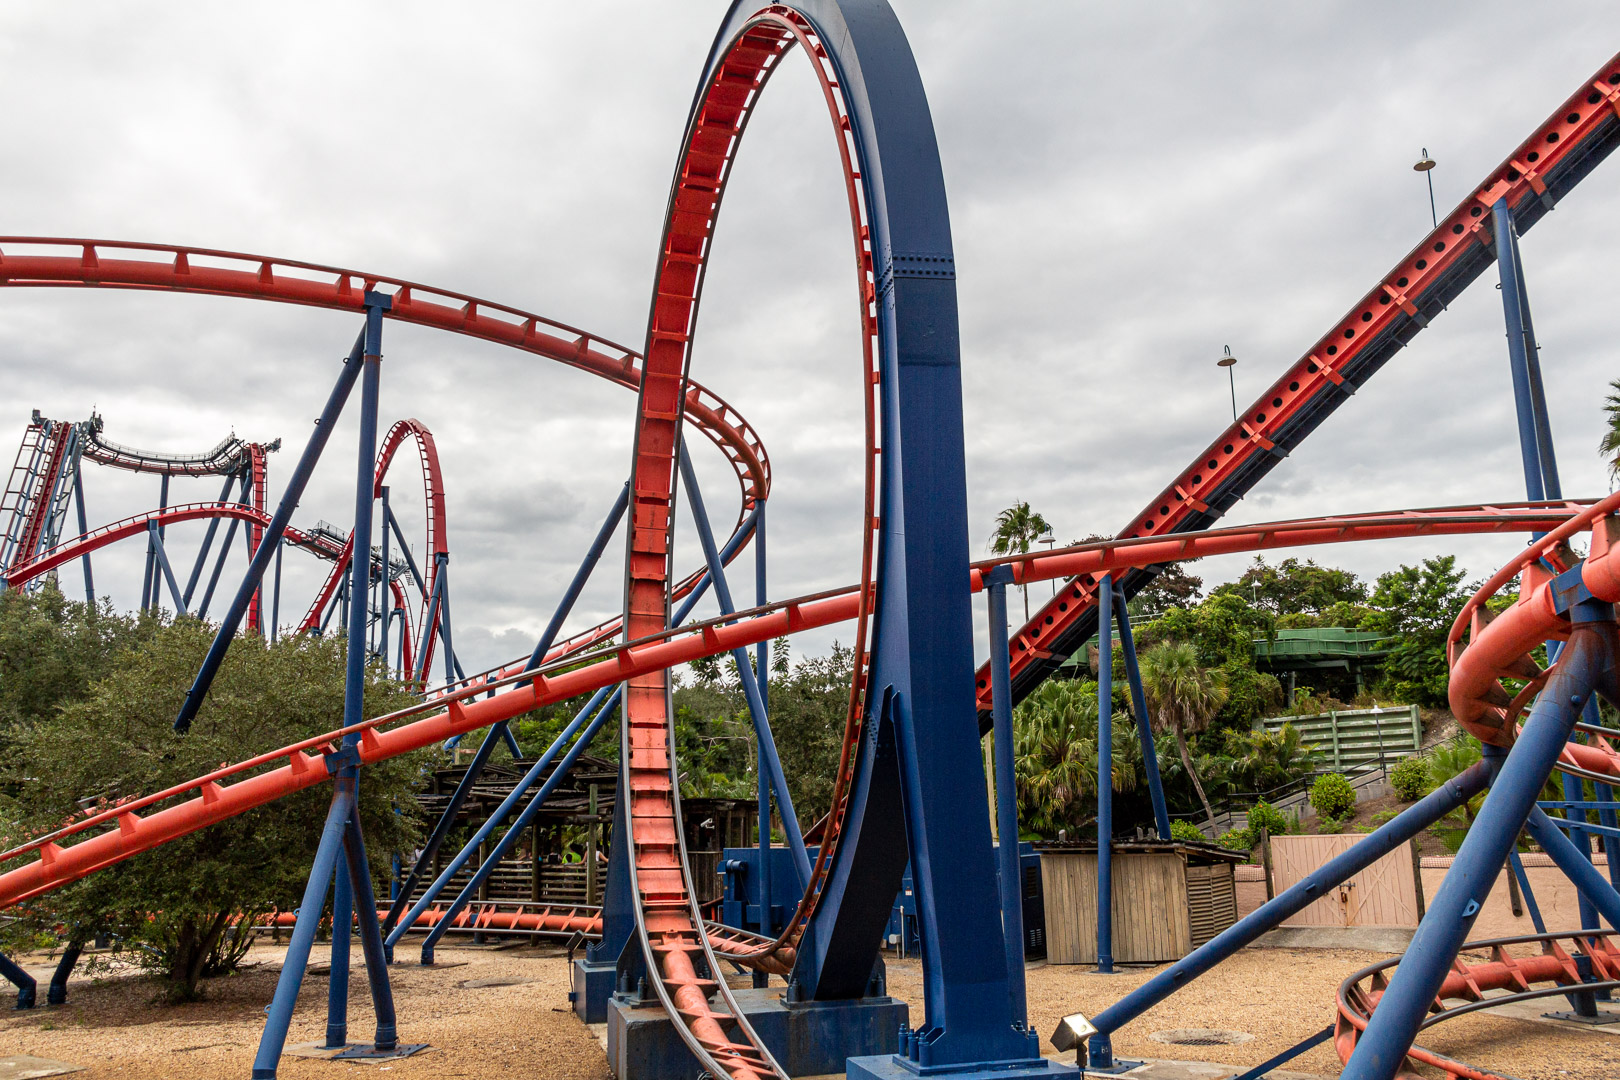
[1173,717,1217,828]
[1021,583,1030,624]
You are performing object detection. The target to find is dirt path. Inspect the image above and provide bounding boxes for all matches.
[2,941,1618,1079]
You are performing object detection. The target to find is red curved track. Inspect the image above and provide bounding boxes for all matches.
[0,501,1588,910]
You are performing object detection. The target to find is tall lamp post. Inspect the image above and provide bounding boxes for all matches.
[1217,346,1238,422]
[1038,532,1056,595]
[1414,149,1438,229]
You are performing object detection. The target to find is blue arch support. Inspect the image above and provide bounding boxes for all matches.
[671,3,1062,1076]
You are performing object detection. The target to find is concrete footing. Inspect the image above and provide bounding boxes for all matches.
[571,957,617,1024]
[607,987,907,1078]
[847,1053,1078,1080]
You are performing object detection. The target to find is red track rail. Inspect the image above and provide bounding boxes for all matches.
[977,51,1620,719]
[0,501,1586,913]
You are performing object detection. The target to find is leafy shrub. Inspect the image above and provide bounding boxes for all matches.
[1318,815,1349,834]
[1217,828,1253,852]
[1311,773,1356,821]
[1170,819,1207,844]
[1247,800,1289,839]
[1391,756,1431,802]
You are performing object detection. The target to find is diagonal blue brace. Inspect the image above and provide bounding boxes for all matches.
[677,439,810,888]
[178,294,392,731]
[985,564,1029,1025]
[1113,584,1170,840]
[146,521,187,613]
[0,950,35,1009]
[183,473,238,607]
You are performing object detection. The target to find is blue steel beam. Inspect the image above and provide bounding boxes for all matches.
[1340,607,1614,1080]
[1113,585,1170,840]
[177,304,387,732]
[71,461,93,607]
[0,950,35,1009]
[146,522,186,613]
[1095,577,1115,974]
[985,565,1028,1024]
[1084,758,1493,1067]
[182,473,237,607]
[677,442,809,887]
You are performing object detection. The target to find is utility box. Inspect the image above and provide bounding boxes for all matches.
[1036,840,1243,965]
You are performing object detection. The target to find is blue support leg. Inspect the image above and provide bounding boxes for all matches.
[251,786,354,1079]
[177,294,391,731]
[46,941,82,1006]
[985,566,1030,1029]
[677,443,809,887]
[183,474,238,607]
[72,462,93,607]
[1339,606,1612,1080]
[325,856,353,1049]
[148,522,187,613]
[0,951,35,1009]
[340,812,400,1052]
[1114,585,1170,840]
[1507,849,1547,933]
[1095,577,1115,975]
[1081,759,1493,1068]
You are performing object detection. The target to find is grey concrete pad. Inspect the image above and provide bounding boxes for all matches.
[1079,1057,1326,1079]
[1478,988,1620,1035]
[1254,926,1413,952]
[0,1057,84,1080]
[283,1042,436,1065]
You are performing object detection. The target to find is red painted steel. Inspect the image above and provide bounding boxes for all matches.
[1334,932,1620,1079]
[0,500,1583,917]
[975,51,1620,720]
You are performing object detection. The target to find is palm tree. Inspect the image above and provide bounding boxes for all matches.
[1139,641,1228,827]
[1601,378,1620,483]
[989,500,1052,622]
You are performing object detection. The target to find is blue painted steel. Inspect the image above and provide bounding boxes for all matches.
[141,475,169,612]
[1085,758,1493,1068]
[418,694,620,959]
[184,474,238,607]
[1507,850,1547,933]
[1340,606,1613,1080]
[1113,585,1170,840]
[756,500,773,938]
[177,300,388,732]
[984,565,1029,1022]
[146,522,186,612]
[196,512,241,621]
[71,462,93,607]
[385,506,426,595]
[1095,576,1115,975]
[386,479,629,930]
[251,784,355,1078]
[271,539,282,642]
[434,555,454,686]
[385,684,619,950]
[1526,806,1620,930]
[339,809,398,1050]
[0,950,35,1009]
[1227,1026,1334,1080]
[325,856,353,1048]
[677,442,809,887]
[1536,815,1620,842]
[378,486,390,668]
[47,941,81,1006]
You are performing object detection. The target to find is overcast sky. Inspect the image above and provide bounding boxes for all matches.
[1,2,1617,677]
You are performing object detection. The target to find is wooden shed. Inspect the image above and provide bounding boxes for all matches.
[1036,840,1245,965]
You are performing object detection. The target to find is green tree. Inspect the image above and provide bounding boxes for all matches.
[1224,723,1314,793]
[989,500,1052,623]
[0,614,429,1002]
[1012,679,1139,838]
[1215,556,1367,621]
[1363,556,1471,706]
[1139,641,1229,826]
[1601,377,1620,482]
[1128,561,1203,618]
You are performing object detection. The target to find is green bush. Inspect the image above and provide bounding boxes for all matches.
[1170,819,1206,844]
[1216,828,1253,852]
[1390,756,1431,802]
[1247,800,1289,839]
[1311,773,1356,821]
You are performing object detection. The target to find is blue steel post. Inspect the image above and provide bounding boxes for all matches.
[1084,759,1493,1068]
[271,540,282,643]
[985,565,1028,1024]
[147,523,186,612]
[1525,806,1620,929]
[756,500,773,938]
[1114,584,1170,840]
[418,695,620,957]
[339,811,398,1050]
[435,555,454,687]
[325,859,353,1048]
[183,473,237,606]
[1095,576,1115,974]
[378,486,390,672]
[141,475,168,612]
[195,514,241,620]
[71,461,93,607]
[1340,606,1612,1080]
[677,443,809,886]
[177,307,386,732]
[47,941,82,1006]
[0,951,35,1008]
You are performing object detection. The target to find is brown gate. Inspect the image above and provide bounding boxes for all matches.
[1270,834,1421,928]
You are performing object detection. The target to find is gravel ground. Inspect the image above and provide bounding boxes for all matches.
[2,941,1617,1079]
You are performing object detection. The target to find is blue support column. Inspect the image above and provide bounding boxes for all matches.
[1083,759,1493,1068]
[435,555,454,687]
[0,951,35,1009]
[71,462,93,608]
[984,565,1028,1025]
[325,858,354,1048]
[271,539,283,643]
[677,443,809,887]
[1526,806,1620,930]
[141,475,168,612]
[1507,850,1547,933]
[339,811,399,1052]
[1113,584,1170,840]
[146,522,186,613]
[1340,606,1612,1080]
[418,694,619,957]
[183,473,237,607]
[755,500,773,940]
[177,300,388,732]
[46,941,82,1006]
[1095,576,1115,974]
[378,486,390,670]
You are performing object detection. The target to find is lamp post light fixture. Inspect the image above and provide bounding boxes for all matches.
[1414,148,1438,229]
[1217,346,1238,422]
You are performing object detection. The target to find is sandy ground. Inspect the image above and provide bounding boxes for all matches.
[2,939,1618,1079]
